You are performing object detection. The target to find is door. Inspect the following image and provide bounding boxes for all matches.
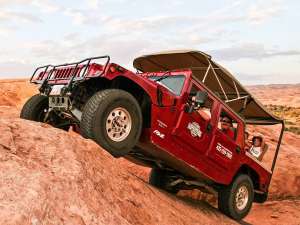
[208,107,242,170]
[171,82,215,155]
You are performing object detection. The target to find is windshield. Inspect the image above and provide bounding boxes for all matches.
[149,75,185,96]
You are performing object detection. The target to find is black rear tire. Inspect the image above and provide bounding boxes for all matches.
[149,168,179,194]
[20,94,70,131]
[80,89,142,157]
[218,174,254,220]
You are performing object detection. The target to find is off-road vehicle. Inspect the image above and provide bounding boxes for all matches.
[21,50,284,220]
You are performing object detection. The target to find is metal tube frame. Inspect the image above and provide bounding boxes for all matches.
[271,121,285,173]
[195,59,285,181]
[197,62,249,104]
[202,64,211,83]
[210,62,228,101]
[30,55,110,85]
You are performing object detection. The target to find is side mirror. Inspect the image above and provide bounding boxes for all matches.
[193,91,208,107]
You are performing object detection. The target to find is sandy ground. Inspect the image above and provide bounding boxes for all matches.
[247,84,300,107]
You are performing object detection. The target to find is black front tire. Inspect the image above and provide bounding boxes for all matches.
[149,168,179,194]
[80,89,142,157]
[20,94,70,131]
[218,174,254,220]
[20,94,49,121]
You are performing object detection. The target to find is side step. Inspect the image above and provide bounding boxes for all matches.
[169,178,217,195]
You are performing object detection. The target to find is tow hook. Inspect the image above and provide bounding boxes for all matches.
[61,86,69,96]
[43,108,53,123]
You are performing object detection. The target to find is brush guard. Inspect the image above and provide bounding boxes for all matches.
[30,55,110,95]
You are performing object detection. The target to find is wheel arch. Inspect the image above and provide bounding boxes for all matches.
[78,76,153,128]
[110,76,152,128]
[235,165,269,203]
[234,164,260,190]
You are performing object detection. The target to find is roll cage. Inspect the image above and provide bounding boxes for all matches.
[133,50,285,175]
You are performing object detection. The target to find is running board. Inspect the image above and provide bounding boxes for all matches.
[169,178,217,195]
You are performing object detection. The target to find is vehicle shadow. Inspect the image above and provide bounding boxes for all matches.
[176,195,254,225]
[238,221,252,225]
[130,171,254,224]
[132,174,223,216]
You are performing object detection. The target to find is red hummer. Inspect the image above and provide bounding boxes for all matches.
[21,50,284,220]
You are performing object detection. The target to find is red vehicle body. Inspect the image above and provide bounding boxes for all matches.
[22,51,284,220]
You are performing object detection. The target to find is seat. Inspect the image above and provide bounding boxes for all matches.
[257,141,268,161]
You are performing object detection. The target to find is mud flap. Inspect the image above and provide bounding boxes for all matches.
[254,192,268,203]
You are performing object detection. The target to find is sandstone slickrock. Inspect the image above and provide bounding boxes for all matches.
[0,79,37,108]
[0,79,300,224]
[0,118,236,225]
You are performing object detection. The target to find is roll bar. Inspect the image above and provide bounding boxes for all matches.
[271,120,285,173]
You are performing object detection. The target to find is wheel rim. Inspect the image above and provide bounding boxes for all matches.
[235,185,249,211]
[106,107,132,142]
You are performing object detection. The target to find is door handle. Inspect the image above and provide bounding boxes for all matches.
[206,123,212,132]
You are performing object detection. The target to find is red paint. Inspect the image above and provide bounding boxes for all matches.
[31,60,274,194]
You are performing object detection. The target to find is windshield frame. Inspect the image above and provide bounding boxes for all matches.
[148,74,186,96]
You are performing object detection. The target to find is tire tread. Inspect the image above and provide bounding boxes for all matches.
[81,89,142,157]
[20,94,48,120]
[218,174,254,220]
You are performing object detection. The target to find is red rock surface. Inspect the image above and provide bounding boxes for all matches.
[0,79,37,108]
[0,80,299,224]
[247,84,300,107]
[0,118,236,225]
[247,200,300,224]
